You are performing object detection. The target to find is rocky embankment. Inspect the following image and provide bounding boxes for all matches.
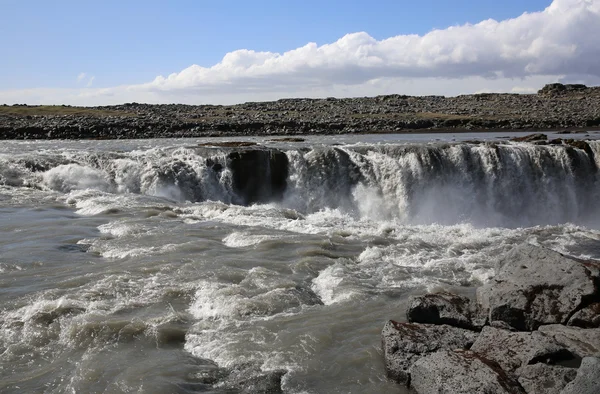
[1,83,600,139]
[382,244,600,393]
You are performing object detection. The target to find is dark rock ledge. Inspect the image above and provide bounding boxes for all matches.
[382,244,600,393]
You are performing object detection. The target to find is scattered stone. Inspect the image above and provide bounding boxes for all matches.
[381,320,478,385]
[516,364,577,394]
[409,349,526,394]
[477,244,600,331]
[406,291,486,330]
[3,84,600,139]
[560,357,600,394]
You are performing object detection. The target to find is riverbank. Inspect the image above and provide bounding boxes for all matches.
[1,83,600,140]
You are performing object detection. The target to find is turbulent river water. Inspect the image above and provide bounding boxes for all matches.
[1,132,600,393]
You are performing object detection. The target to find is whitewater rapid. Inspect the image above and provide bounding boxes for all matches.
[1,133,599,393]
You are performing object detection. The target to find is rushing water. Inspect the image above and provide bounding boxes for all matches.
[1,132,600,393]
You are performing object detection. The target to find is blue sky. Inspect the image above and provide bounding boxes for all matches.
[0,0,598,104]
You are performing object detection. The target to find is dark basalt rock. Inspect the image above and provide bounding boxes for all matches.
[217,365,286,394]
[406,291,486,330]
[538,83,588,95]
[227,149,288,205]
[381,320,478,385]
[477,244,600,331]
[511,133,547,142]
[409,349,526,394]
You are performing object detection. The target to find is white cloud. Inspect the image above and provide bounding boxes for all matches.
[3,0,600,105]
[86,76,95,88]
[76,72,87,82]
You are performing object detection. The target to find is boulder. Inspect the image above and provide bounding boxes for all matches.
[470,326,575,374]
[567,303,600,328]
[409,349,525,394]
[537,325,600,358]
[560,357,600,394]
[381,320,478,385]
[407,291,486,330]
[477,244,600,331]
[516,364,577,394]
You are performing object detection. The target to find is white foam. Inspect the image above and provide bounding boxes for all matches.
[311,264,359,305]
[43,164,112,193]
[222,232,283,248]
[94,243,179,259]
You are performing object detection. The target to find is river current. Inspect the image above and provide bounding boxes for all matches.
[1,132,600,393]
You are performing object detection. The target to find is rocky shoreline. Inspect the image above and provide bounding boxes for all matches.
[382,244,600,394]
[1,83,600,140]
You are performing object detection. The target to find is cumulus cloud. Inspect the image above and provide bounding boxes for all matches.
[3,0,600,105]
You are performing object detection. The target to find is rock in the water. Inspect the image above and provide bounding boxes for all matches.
[222,366,286,394]
[381,320,478,385]
[537,325,600,358]
[560,357,600,394]
[409,349,526,394]
[470,326,575,373]
[567,303,600,328]
[477,244,600,331]
[516,364,577,394]
[407,291,485,330]
[511,133,547,142]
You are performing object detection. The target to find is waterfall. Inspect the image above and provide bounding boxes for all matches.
[1,141,598,227]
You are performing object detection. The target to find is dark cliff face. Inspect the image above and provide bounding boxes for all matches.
[227,149,288,206]
[2,83,600,139]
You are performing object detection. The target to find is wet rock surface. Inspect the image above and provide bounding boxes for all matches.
[470,327,575,374]
[409,349,526,394]
[477,244,600,331]
[2,83,600,139]
[382,244,600,394]
[381,320,478,385]
[407,291,486,330]
[560,357,600,394]
[516,364,577,394]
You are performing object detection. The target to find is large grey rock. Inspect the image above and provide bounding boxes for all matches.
[470,326,575,373]
[381,320,478,385]
[409,349,526,394]
[477,244,600,331]
[560,357,600,394]
[517,364,577,394]
[407,291,486,330]
[537,325,600,358]
[567,302,600,328]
